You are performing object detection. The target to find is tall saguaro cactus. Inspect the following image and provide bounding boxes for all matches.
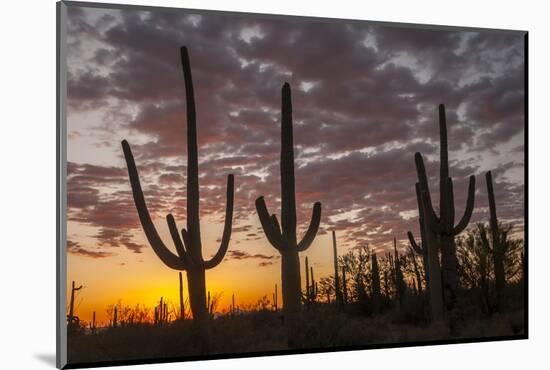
[255,82,322,321]
[121,46,234,327]
[415,104,476,312]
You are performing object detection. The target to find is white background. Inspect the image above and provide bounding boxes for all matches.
[0,0,547,368]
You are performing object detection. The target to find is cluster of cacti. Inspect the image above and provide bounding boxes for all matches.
[121,46,234,330]
[154,297,169,326]
[414,104,476,319]
[304,257,318,304]
[255,82,322,336]
[113,44,522,344]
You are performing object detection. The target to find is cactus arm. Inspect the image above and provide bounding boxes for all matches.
[121,140,185,270]
[452,175,476,235]
[414,153,435,216]
[297,202,322,252]
[486,171,499,232]
[407,231,424,255]
[255,196,285,250]
[271,214,281,235]
[166,214,190,267]
[204,174,235,270]
[448,177,455,227]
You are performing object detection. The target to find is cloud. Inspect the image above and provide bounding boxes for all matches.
[65,5,525,257]
[226,250,278,261]
[67,240,115,259]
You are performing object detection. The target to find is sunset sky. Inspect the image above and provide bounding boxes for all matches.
[65,4,525,324]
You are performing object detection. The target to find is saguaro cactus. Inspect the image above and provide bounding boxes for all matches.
[112,306,118,328]
[304,257,318,303]
[371,253,382,313]
[415,104,476,313]
[332,231,344,306]
[67,281,82,325]
[121,46,234,326]
[255,82,322,320]
[272,284,278,311]
[90,312,96,334]
[483,171,508,311]
[407,183,430,286]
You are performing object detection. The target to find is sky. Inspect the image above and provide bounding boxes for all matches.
[64,4,525,324]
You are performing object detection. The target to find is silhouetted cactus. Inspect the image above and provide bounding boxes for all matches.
[90,312,96,334]
[415,104,475,315]
[67,281,82,328]
[112,306,118,328]
[230,293,236,316]
[371,253,382,313]
[407,183,430,287]
[342,265,348,305]
[121,46,234,327]
[483,171,509,311]
[393,238,407,308]
[272,284,278,311]
[304,257,318,304]
[255,82,322,324]
[332,231,344,307]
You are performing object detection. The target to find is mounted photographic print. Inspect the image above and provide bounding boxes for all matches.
[56,1,527,368]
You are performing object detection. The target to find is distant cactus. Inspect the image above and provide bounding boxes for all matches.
[112,306,118,328]
[121,46,234,327]
[393,238,407,308]
[304,257,318,304]
[67,281,82,328]
[90,311,96,334]
[415,104,476,316]
[272,284,278,312]
[255,82,322,323]
[342,265,348,305]
[482,171,509,311]
[332,231,344,306]
[230,293,236,316]
[371,253,382,313]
